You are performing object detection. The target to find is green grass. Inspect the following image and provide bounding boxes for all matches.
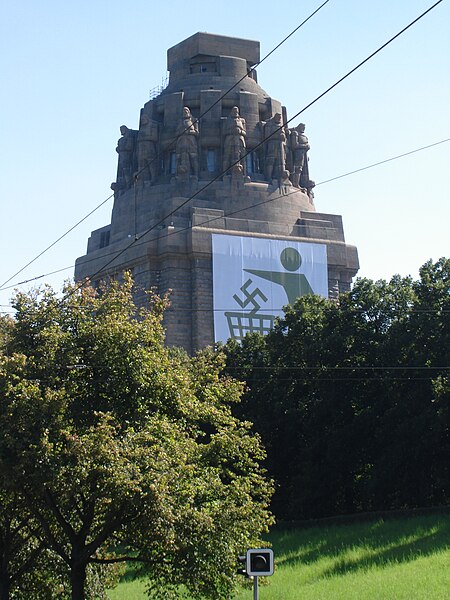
[108,513,450,599]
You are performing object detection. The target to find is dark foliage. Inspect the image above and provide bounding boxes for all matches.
[224,258,450,519]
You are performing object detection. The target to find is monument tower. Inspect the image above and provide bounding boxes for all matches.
[75,32,359,353]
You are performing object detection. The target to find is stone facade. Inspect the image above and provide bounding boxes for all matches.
[75,32,359,353]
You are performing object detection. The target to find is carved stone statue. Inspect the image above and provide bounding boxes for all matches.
[112,125,137,192]
[222,106,246,175]
[290,123,310,188]
[175,107,199,178]
[263,113,288,182]
[136,114,158,183]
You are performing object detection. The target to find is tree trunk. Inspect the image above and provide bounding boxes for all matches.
[0,578,10,600]
[70,562,87,600]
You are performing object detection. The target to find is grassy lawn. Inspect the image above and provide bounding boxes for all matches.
[108,513,450,599]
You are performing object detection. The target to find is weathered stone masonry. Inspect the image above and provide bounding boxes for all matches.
[75,32,359,353]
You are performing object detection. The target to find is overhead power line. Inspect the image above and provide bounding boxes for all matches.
[1,135,447,294]
[134,0,332,171]
[0,1,444,299]
[64,0,443,299]
[0,194,114,290]
[0,2,331,293]
[282,0,445,127]
[220,376,444,382]
[225,365,450,371]
[0,266,75,292]
[316,138,450,186]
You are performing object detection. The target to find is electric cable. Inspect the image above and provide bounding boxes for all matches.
[1,134,448,294]
[223,365,450,371]
[316,138,450,187]
[0,1,445,301]
[4,0,445,295]
[133,0,332,175]
[0,1,332,293]
[0,266,75,292]
[221,377,444,382]
[0,194,114,290]
[14,372,443,383]
[62,0,444,300]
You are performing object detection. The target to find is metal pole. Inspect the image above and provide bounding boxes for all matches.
[253,575,258,600]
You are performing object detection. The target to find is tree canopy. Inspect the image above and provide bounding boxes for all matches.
[0,275,273,599]
[224,258,450,520]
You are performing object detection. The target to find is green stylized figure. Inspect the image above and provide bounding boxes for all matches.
[244,247,313,305]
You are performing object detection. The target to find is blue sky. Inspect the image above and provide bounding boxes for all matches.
[1,0,449,313]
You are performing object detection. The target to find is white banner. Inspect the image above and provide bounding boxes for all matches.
[212,234,328,343]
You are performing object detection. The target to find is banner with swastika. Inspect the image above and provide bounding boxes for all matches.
[212,234,328,343]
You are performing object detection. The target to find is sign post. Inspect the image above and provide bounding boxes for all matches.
[253,575,258,600]
[241,548,274,599]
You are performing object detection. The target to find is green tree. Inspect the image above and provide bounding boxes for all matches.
[224,259,449,519]
[0,276,273,599]
[0,491,45,600]
[366,259,450,509]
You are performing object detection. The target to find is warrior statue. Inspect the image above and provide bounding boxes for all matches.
[263,113,288,182]
[290,123,310,189]
[112,125,137,192]
[222,106,246,175]
[175,107,199,178]
[136,114,158,183]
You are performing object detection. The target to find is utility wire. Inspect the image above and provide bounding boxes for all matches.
[253,0,332,66]
[3,0,443,294]
[280,0,445,128]
[1,1,444,298]
[0,266,75,292]
[13,373,443,383]
[316,138,450,186]
[90,139,449,276]
[1,134,448,294]
[0,194,114,289]
[219,376,444,382]
[137,1,332,165]
[68,0,442,293]
[64,0,444,299]
[225,365,450,371]
[67,131,450,288]
[0,170,308,294]
[0,2,331,294]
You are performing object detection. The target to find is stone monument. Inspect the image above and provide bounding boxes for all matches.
[75,32,359,353]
